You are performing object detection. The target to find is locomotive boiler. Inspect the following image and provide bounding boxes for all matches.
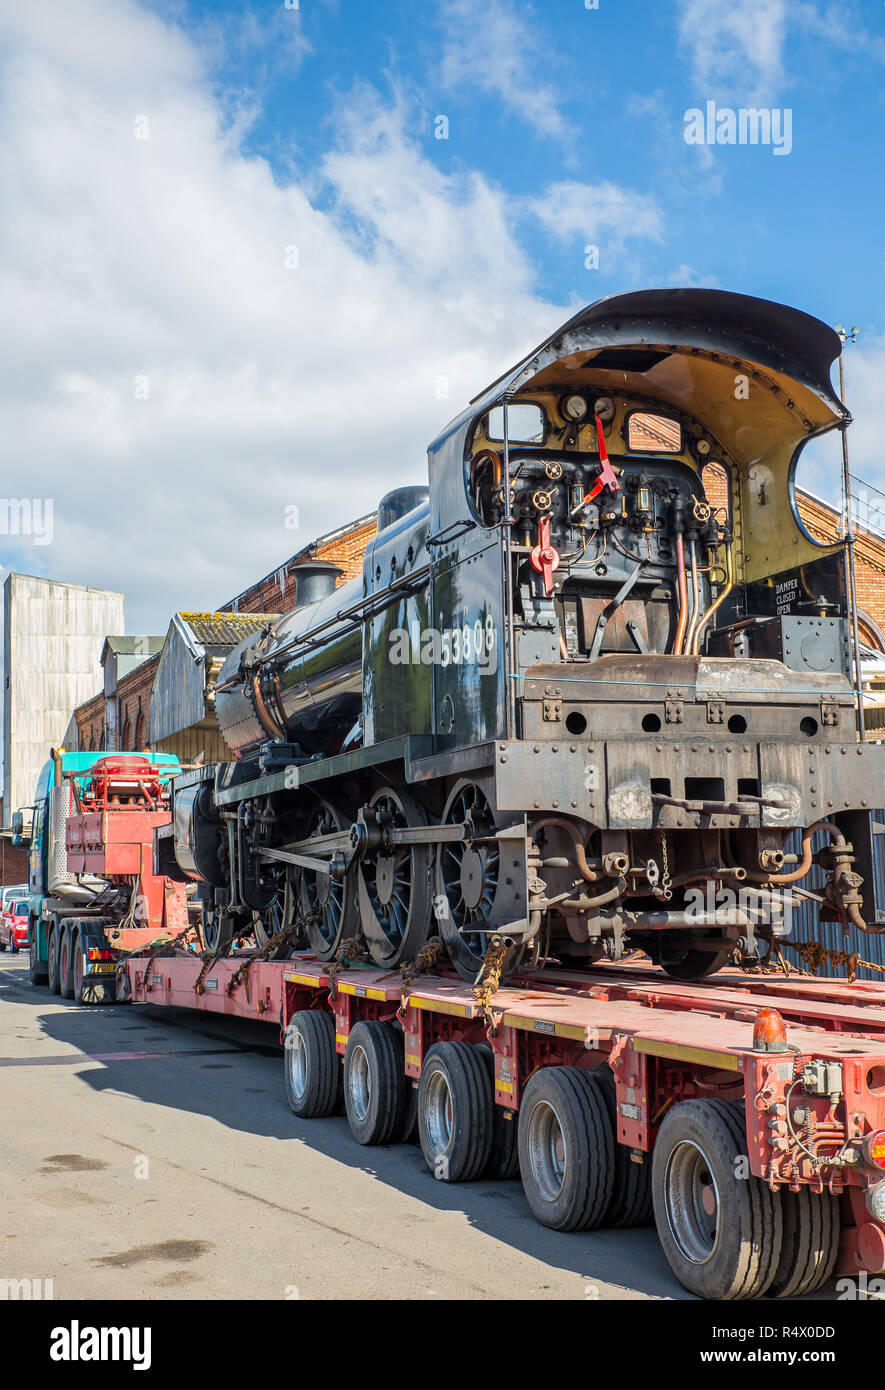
[163,288,885,982]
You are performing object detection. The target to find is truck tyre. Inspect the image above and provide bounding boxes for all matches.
[477,1042,519,1179]
[399,1081,419,1144]
[28,924,48,985]
[73,936,108,1005]
[48,925,61,995]
[518,1067,614,1231]
[418,1042,493,1183]
[59,924,75,1000]
[343,1021,410,1146]
[284,1010,341,1118]
[593,1065,653,1226]
[652,1098,782,1300]
[769,1187,840,1299]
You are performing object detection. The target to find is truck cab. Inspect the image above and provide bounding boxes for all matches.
[16,747,180,994]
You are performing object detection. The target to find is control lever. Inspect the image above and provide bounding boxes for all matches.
[570,412,621,514]
[530,514,561,597]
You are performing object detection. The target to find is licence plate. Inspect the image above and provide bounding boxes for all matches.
[88,962,117,974]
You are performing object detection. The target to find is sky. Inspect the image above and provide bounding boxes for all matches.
[1,0,884,634]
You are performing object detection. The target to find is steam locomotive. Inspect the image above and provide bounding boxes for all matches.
[159,288,885,982]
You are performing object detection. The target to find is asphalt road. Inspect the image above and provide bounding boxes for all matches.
[0,952,837,1303]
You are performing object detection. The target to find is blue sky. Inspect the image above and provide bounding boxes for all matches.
[174,0,885,318]
[1,0,884,633]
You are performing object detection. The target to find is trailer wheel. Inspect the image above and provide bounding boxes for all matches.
[593,1065,653,1226]
[343,1021,410,1146]
[399,1081,419,1144]
[518,1067,614,1230]
[418,1042,493,1182]
[652,1099,782,1300]
[476,1043,519,1179]
[59,925,75,1000]
[768,1187,840,1299]
[284,1010,341,1118]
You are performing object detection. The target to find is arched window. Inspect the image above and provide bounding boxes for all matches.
[121,712,132,751]
[134,705,145,750]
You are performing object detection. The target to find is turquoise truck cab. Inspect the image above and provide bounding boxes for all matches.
[21,749,180,988]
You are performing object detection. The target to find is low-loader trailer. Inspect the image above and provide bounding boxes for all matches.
[109,940,885,1302]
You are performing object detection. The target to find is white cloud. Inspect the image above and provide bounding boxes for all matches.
[0,0,565,632]
[524,181,665,269]
[437,0,572,142]
[677,0,787,100]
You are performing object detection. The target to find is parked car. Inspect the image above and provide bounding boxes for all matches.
[0,883,27,912]
[0,899,29,953]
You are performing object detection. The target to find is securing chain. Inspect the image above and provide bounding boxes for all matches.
[659,833,672,902]
[118,927,191,998]
[227,917,307,1000]
[733,941,798,977]
[473,934,508,1032]
[399,935,443,1009]
[327,934,367,993]
[783,938,885,985]
[193,946,225,996]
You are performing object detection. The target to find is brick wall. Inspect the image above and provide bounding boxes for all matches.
[75,655,159,752]
[227,516,377,617]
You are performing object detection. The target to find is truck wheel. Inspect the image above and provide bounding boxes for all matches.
[399,1081,419,1144]
[47,926,61,995]
[652,1098,782,1300]
[28,924,48,985]
[59,925,75,1000]
[769,1187,840,1298]
[418,1042,493,1182]
[343,1021,410,1146]
[284,1010,341,1118]
[477,1042,519,1179]
[73,939,107,1005]
[593,1065,653,1226]
[518,1067,614,1231]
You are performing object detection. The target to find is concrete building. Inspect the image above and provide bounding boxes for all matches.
[2,573,124,828]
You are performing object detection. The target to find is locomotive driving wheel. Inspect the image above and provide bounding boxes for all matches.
[436,779,519,981]
[361,786,432,968]
[251,862,301,959]
[299,799,358,961]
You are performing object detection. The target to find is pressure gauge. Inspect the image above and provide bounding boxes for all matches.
[593,396,615,423]
[695,438,711,457]
[562,393,588,422]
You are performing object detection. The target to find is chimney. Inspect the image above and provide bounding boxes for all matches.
[291,560,343,609]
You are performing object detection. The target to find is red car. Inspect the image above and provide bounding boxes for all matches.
[0,900,29,953]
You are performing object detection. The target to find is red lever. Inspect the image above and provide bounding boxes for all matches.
[530,514,560,596]
[581,412,621,504]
